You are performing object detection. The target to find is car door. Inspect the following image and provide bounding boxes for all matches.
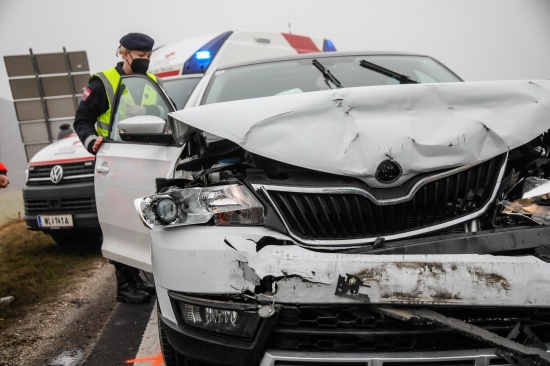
[95,74,181,272]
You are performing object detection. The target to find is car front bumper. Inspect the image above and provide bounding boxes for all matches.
[152,225,550,365]
[22,181,99,230]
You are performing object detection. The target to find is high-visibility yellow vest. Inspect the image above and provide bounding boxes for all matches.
[94,68,161,137]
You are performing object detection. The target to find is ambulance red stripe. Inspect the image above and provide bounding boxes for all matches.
[155,70,180,78]
[29,156,95,166]
[281,33,321,54]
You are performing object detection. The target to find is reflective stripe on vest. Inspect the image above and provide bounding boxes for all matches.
[94,68,159,137]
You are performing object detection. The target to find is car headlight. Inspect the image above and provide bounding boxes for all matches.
[155,198,178,224]
[136,183,264,229]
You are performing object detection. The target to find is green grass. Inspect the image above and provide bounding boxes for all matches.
[0,220,102,330]
[0,190,24,226]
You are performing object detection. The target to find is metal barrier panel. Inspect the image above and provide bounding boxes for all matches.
[4,48,90,161]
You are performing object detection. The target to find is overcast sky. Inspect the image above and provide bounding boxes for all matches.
[1,0,549,189]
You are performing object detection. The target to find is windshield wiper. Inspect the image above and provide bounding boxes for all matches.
[359,59,418,84]
[312,59,343,89]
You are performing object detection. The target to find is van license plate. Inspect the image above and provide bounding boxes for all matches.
[37,214,74,228]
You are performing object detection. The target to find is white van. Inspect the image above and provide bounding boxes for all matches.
[22,30,336,248]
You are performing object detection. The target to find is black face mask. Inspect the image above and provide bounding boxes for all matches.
[128,54,150,74]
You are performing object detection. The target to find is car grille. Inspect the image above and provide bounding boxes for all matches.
[265,154,505,241]
[27,161,95,186]
[25,196,96,214]
[267,306,550,353]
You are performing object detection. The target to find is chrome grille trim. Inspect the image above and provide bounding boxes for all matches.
[27,161,95,185]
[28,174,94,182]
[259,348,515,366]
[256,155,505,206]
[256,154,507,247]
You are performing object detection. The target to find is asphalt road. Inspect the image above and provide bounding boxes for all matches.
[44,297,162,366]
[81,299,159,366]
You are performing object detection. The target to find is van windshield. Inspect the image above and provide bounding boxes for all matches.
[202,55,462,105]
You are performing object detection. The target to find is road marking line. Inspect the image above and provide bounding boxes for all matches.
[128,302,164,366]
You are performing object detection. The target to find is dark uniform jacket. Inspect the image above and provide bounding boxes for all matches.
[74,62,128,154]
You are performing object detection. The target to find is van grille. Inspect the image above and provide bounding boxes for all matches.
[27,161,95,186]
[24,196,96,214]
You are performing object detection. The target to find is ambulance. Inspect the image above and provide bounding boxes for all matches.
[151,30,337,109]
[21,30,337,246]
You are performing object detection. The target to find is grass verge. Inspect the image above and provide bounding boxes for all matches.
[0,190,24,226]
[0,220,102,331]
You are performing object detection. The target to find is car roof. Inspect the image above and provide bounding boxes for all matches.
[214,50,432,71]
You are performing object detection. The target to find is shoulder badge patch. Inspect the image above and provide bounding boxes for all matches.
[81,87,92,101]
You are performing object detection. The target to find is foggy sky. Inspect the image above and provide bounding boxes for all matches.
[1,0,549,190]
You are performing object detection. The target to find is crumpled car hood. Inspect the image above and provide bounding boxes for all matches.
[171,79,550,186]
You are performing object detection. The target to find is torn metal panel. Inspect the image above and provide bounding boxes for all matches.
[170,79,550,187]
[375,307,550,366]
[243,248,550,305]
[345,226,550,255]
[151,226,550,306]
[238,260,261,285]
[503,197,550,225]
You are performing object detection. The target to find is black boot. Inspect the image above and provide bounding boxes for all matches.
[133,272,156,295]
[114,263,151,304]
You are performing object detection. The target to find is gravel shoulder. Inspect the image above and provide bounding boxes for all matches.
[0,258,118,366]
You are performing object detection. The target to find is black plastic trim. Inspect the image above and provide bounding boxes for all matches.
[159,310,278,366]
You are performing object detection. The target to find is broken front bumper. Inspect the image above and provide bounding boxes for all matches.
[152,226,550,321]
[151,225,550,366]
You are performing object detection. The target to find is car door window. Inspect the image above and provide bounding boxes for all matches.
[110,76,172,141]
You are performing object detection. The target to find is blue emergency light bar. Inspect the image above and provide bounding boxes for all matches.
[182,31,233,74]
[195,51,211,60]
[323,39,337,52]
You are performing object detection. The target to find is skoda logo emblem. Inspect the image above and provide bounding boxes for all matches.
[50,165,64,184]
[375,160,402,184]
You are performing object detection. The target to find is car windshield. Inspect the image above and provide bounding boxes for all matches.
[202,55,462,105]
[163,77,201,110]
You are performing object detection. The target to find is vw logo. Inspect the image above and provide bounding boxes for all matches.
[375,160,402,184]
[50,165,64,184]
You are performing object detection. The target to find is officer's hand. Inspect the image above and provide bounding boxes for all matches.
[93,136,104,153]
[125,105,146,117]
[0,174,9,189]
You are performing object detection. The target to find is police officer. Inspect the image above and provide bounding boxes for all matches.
[74,32,159,303]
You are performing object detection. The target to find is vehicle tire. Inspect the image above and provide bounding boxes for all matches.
[49,228,103,248]
[157,304,215,366]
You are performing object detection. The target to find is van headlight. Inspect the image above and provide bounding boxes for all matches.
[136,184,264,229]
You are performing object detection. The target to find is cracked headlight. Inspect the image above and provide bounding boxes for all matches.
[136,184,264,229]
[155,198,178,224]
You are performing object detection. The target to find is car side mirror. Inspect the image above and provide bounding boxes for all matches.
[118,115,174,145]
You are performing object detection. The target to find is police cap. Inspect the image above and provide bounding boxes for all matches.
[119,33,154,52]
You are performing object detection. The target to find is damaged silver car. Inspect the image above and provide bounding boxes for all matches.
[128,52,550,365]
